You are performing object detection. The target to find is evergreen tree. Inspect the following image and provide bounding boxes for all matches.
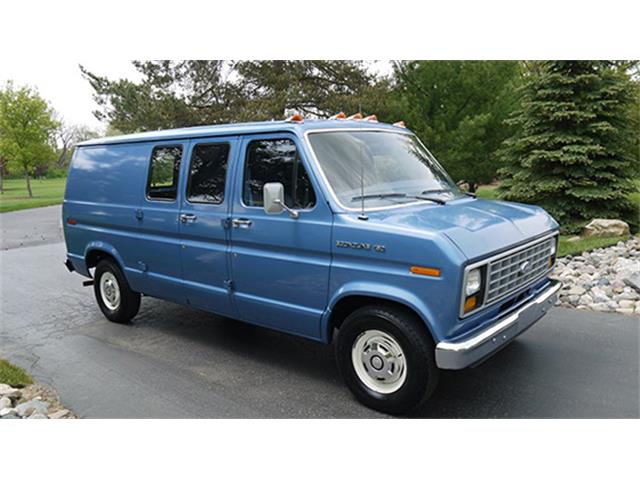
[393,61,521,191]
[81,61,390,133]
[499,61,638,234]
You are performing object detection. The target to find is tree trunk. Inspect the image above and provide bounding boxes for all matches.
[25,171,33,198]
[57,144,68,167]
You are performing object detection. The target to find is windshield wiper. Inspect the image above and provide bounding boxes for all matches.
[351,192,447,205]
[420,188,452,195]
[351,192,407,201]
[411,195,446,205]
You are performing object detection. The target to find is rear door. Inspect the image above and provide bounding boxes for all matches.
[178,136,237,317]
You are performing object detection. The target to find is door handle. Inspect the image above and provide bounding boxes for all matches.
[231,218,252,228]
[180,213,198,223]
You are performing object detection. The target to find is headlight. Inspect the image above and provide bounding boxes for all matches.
[549,240,556,256]
[465,269,482,296]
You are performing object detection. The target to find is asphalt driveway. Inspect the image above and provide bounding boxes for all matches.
[1,206,638,418]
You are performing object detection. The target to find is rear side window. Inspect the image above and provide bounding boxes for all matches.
[243,139,316,209]
[187,143,230,204]
[147,145,182,201]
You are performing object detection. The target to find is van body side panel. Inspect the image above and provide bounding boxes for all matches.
[178,136,238,317]
[228,133,333,340]
[136,141,189,304]
[63,143,150,292]
[326,214,468,343]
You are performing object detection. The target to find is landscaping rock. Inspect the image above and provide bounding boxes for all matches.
[0,383,77,419]
[0,412,20,420]
[567,286,587,296]
[624,273,640,294]
[0,396,12,410]
[582,219,630,237]
[1,407,18,417]
[0,384,22,399]
[48,409,70,419]
[15,399,49,417]
[27,412,48,419]
[552,236,639,316]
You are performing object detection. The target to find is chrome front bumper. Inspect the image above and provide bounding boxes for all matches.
[435,280,561,370]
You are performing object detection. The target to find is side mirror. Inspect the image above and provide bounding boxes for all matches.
[263,182,285,215]
[262,182,300,219]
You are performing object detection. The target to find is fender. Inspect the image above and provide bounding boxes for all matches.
[321,281,440,343]
[84,241,127,270]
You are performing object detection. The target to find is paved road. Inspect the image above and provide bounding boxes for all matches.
[1,206,638,418]
[0,205,63,250]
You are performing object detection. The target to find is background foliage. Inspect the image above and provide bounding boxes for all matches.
[0,83,58,196]
[2,61,638,234]
[499,61,639,233]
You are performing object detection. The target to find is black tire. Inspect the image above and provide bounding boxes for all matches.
[93,259,141,324]
[335,304,439,415]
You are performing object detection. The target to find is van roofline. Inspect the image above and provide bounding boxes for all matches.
[77,119,407,147]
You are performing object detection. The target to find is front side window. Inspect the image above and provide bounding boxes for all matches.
[243,139,316,209]
[147,145,182,200]
[307,131,461,208]
[187,143,230,204]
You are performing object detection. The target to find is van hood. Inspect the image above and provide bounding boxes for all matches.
[365,197,559,260]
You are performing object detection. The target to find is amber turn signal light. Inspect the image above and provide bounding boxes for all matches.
[463,295,477,313]
[410,266,441,277]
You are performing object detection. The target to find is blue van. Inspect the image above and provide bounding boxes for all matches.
[63,115,561,414]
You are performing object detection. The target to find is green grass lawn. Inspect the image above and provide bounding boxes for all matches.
[476,184,499,200]
[558,235,628,257]
[0,177,66,213]
[476,183,634,257]
[0,358,33,386]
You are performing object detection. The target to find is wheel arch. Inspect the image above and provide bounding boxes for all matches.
[322,283,439,344]
[84,242,126,273]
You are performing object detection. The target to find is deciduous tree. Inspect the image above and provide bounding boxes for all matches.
[392,61,521,191]
[0,83,58,197]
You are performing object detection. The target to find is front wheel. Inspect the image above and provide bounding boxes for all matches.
[336,305,439,415]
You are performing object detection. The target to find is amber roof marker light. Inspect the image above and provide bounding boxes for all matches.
[393,120,406,128]
[329,112,347,120]
[286,113,304,123]
[347,113,363,120]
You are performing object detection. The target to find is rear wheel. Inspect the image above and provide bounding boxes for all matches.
[93,259,140,323]
[336,304,439,415]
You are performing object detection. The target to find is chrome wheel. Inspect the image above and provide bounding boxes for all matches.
[99,271,121,311]
[351,329,407,394]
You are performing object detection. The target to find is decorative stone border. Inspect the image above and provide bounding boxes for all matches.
[0,383,75,419]
[552,237,640,315]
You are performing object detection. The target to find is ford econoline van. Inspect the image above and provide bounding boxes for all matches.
[63,115,560,414]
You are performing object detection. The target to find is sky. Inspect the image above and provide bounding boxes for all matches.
[1,59,141,131]
[1,60,392,133]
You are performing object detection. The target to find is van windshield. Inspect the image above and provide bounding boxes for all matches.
[307,130,461,209]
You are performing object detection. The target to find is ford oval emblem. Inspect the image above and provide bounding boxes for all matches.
[519,260,531,275]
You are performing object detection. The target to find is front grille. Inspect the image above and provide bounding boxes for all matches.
[485,237,555,305]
